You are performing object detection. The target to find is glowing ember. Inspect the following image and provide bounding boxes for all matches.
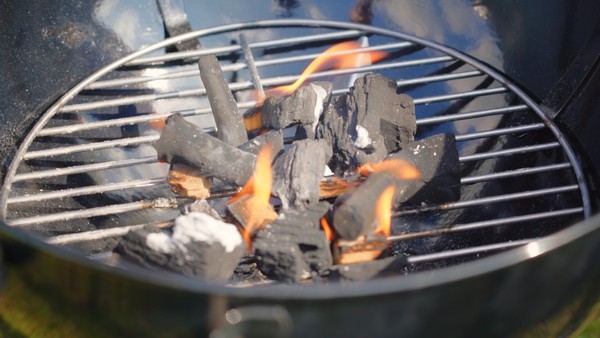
[373,185,396,237]
[264,41,388,97]
[320,217,335,242]
[358,159,421,180]
[229,145,274,251]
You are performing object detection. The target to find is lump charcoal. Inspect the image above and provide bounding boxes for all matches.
[253,203,333,275]
[272,139,332,210]
[237,129,284,158]
[328,255,407,283]
[197,54,248,146]
[349,73,415,152]
[332,133,460,240]
[253,242,307,283]
[317,74,415,174]
[262,82,332,131]
[154,113,256,186]
[169,212,245,281]
[332,172,401,240]
[115,225,174,268]
[116,212,245,282]
[181,199,221,220]
[387,133,460,204]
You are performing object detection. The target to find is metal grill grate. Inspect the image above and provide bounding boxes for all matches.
[0,20,590,270]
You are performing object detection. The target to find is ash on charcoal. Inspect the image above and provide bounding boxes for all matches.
[332,133,460,240]
[262,82,332,133]
[237,129,284,157]
[317,73,415,174]
[272,139,332,210]
[252,204,333,282]
[387,133,460,204]
[328,255,407,283]
[154,114,256,186]
[116,212,244,281]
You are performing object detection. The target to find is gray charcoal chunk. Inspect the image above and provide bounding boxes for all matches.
[172,241,244,281]
[254,242,307,283]
[272,139,332,210]
[262,82,332,130]
[154,114,256,186]
[387,133,460,204]
[237,129,284,157]
[317,73,415,174]
[115,225,173,268]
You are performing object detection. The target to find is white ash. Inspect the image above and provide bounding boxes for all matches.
[311,83,328,133]
[354,125,372,149]
[146,232,176,254]
[323,165,334,177]
[173,212,242,253]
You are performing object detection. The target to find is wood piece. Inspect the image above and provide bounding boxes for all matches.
[154,113,256,186]
[198,52,248,146]
[168,163,211,199]
[225,194,277,233]
[333,233,388,264]
[272,139,332,210]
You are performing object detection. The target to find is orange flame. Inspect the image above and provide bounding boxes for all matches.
[264,41,388,97]
[374,185,396,237]
[320,217,335,242]
[229,145,274,251]
[358,159,421,180]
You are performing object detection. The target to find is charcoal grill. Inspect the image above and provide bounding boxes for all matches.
[0,20,590,266]
[1,9,599,338]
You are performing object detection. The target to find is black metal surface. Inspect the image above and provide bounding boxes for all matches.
[1,0,600,337]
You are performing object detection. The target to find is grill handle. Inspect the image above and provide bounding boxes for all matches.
[210,305,292,338]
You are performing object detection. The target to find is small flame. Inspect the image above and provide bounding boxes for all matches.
[229,145,274,252]
[358,159,421,180]
[264,41,388,97]
[374,185,396,237]
[320,217,335,242]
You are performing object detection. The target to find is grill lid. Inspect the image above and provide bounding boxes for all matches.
[0,19,590,277]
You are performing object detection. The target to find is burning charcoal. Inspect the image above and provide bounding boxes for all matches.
[317,73,415,174]
[168,163,211,199]
[272,139,333,210]
[181,199,221,220]
[333,233,389,264]
[252,203,333,281]
[230,257,269,284]
[154,113,256,186]
[115,212,245,282]
[253,242,307,283]
[262,82,332,131]
[332,172,399,240]
[333,133,460,240]
[197,54,248,146]
[237,129,284,157]
[328,255,407,283]
[387,133,460,204]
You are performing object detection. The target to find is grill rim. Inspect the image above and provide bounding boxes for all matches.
[0,19,593,296]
